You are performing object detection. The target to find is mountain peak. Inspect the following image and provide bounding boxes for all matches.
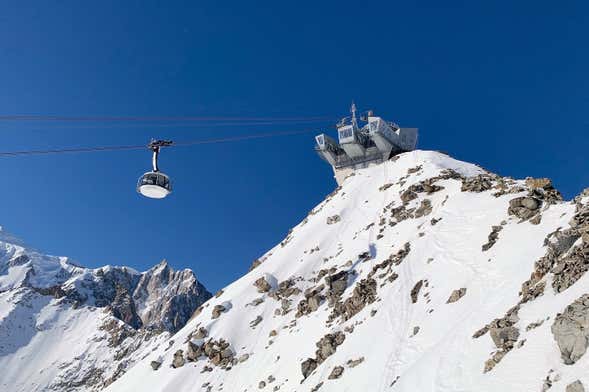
[103,151,589,392]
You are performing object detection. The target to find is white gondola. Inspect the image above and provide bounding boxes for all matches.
[137,140,173,199]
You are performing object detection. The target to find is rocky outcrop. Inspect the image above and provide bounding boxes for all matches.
[172,350,185,368]
[254,276,273,293]
[461,174,496,193]
[108,285,142,329]
[327,215,341,225]
[328,366,344,379]
[301,358,317,379]
[331,278,377,321]
[446,288,466,304]
[301,332,346,380]
[552,294,589,364]
[508,197,542,221]
[315,332,346,363]
[566,380,585,392]
[414,199,433,218]
[296,286,325,317]
[325,271,349,305]
[212,304,227,319]
[132,261,211,333]
[482,225,503,251]
[411,280,423,303]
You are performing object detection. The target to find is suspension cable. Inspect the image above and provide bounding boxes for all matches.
[0,129,317,157]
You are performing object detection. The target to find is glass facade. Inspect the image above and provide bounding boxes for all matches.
[137,172,171,190]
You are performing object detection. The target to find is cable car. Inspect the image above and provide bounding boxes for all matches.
[137,140,173,199]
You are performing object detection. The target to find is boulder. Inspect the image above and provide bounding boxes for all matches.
[552,294,589,364]
[328,366,344,379]
[254,276,272,293]
[315,332,346,363]
[301,358,317,379]
[339,278,377,321]
[150,360,162,370]
[414,199,433,218]
[410,280,423,303]
[186,340,202,361]
[489,326,519,348]
[461,174,495,193]
[326,215,341,225]
[172,350,185,368]
[567,381,585,392]
[212,304,226,319]
[508,197,542,220]
[446,288,467,304]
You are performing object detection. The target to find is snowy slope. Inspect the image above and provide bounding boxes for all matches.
[0,229,211,392]
[103,150,589,392]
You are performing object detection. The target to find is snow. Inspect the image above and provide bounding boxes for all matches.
[2,150,588,392]
[98,150,589,392]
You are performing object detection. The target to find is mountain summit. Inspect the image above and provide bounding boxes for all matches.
[3,150,589,392]
[0,229,211,391]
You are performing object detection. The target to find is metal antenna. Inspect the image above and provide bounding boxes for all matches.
[350,102,358,130]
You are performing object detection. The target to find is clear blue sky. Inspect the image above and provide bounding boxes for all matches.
[1,1,587,291]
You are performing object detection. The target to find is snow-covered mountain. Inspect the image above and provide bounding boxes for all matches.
[103,150,589,392]
[0,230,211,391]
[4,150,589,392]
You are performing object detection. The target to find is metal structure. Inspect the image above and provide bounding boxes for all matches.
[315,103,418,185]
[136,139,173,199]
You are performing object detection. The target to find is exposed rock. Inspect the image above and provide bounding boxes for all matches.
[107,285,142,330]
[446,288,466,303]
[410,280,423,303]
[315,332,346,363]
[508,196,542,220]
[150,360,162,370]
[400,189,418,203]
[333,278,377,321]
[461,174,495,193]
[325,270,349,305]
[186,340,202,361]
[254,276,273,293]
[483,350,506,373]
[346,357,364,368]
[301,358,317,379]
[296,286,325,317]
[249,258,263,271]
[193,327,208,339]
[379,183,394,191]
[238,353,250,363]
[269,278,301,300]
[172,350,185,368]
[258,381,266,389]
[566,380,585,392]
[489,326,519,349]
[407,165,422,174]
[526,319,545,331]
[328,366,344,379]
[482,226,503,251]
[202,338,235,368]
[552,294,589,364]
[212,304,226,319]
[250,315,263,328]
[414,199,433,218]
[132,260,211,333]
[327,215,341,225]
[552,242,589,293]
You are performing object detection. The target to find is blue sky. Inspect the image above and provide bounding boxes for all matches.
[1,1,587,291]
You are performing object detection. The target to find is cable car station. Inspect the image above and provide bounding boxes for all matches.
[315,104,418,185]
